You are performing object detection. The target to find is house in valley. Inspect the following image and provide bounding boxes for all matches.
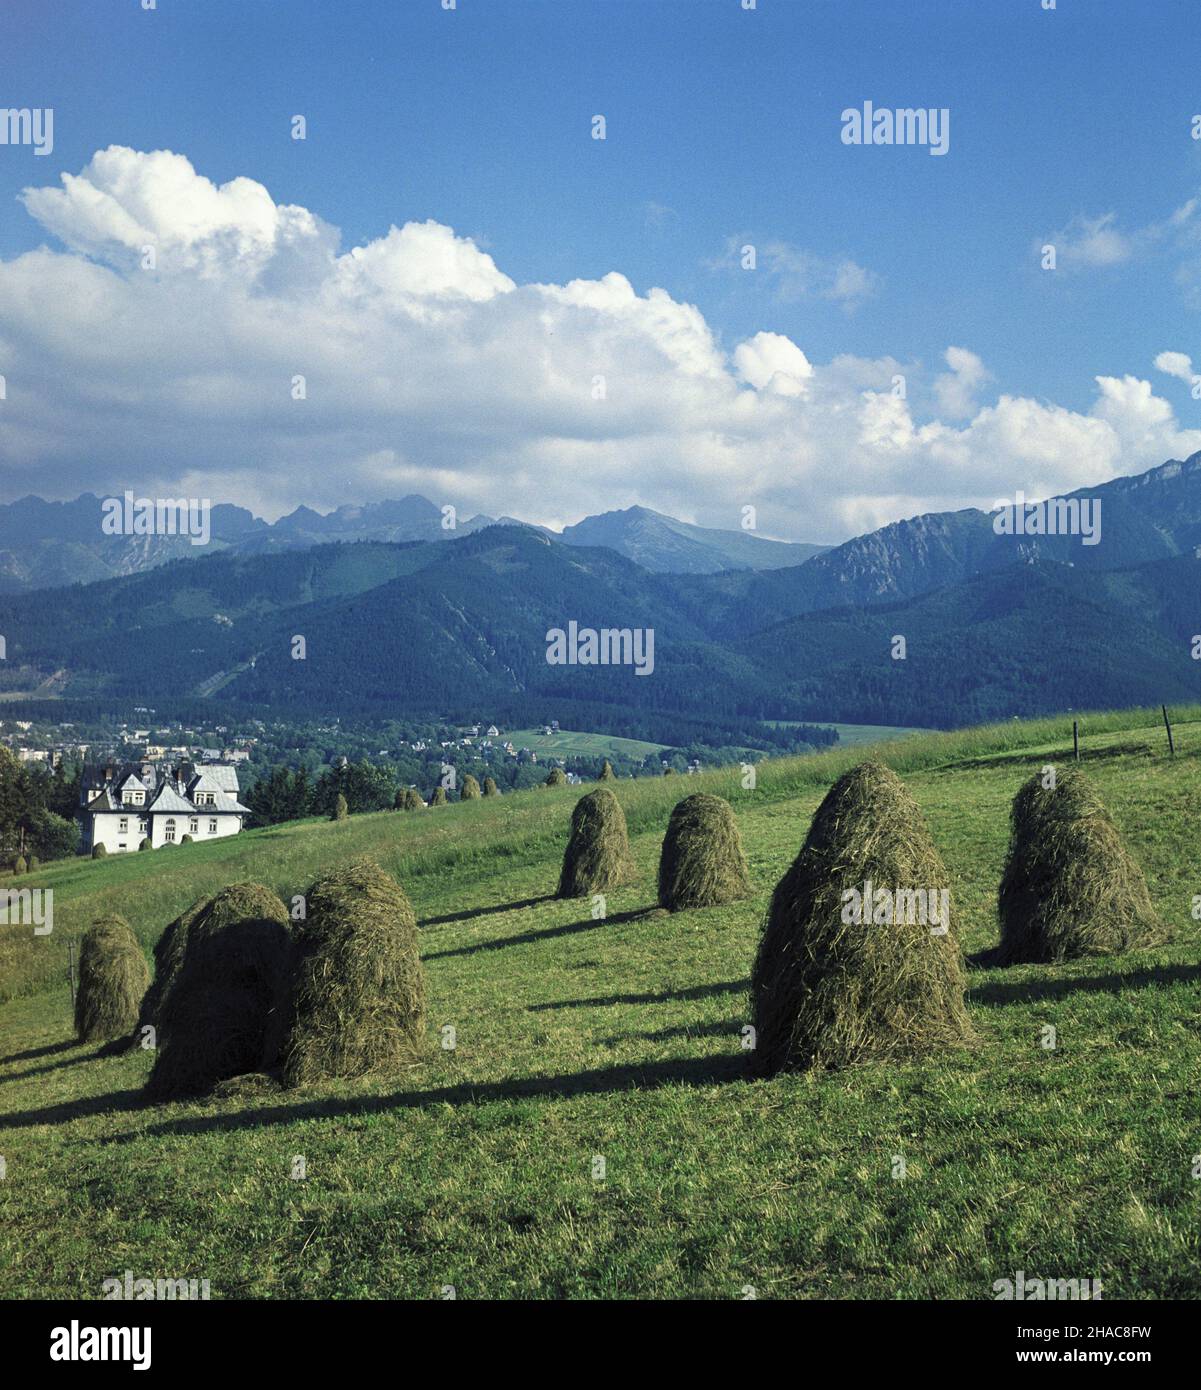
[78,761,249,854]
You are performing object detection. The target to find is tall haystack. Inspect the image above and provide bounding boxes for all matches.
[483,777,499,796]
[145,883,292,1100]
[75,915,149,1042]
[658,793,751,911]
[131,896,207,1048]
[598,760,615,782]
[278,858,426,1087]
[404,788,425,810]
[332,793,349,821]
[987,768,1168,965]
[429,785,448,806]
[545,767,567,788]
[460,774,481,800]
[750,760,974,1075]
[557,787,633,898]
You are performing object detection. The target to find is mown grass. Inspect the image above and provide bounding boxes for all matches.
[1,703,1199,1298]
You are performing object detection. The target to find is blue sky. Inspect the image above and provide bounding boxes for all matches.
[2,0,1199,540]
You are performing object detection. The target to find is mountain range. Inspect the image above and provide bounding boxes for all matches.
[0,492,820,593]
[3,452,1201,734]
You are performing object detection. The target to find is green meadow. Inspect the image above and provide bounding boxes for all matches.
[1,704,1199,1299]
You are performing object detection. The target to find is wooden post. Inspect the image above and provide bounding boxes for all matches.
[1163,704,1175,757]
[1072,720,1079,761]
[67,939,76,1008]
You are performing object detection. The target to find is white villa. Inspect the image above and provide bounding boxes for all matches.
[79,760,249,854]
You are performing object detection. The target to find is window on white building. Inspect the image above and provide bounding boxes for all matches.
[189,819,199,835]
[164,819,176,843]
[209,818,218,834]
[119,818,128,833]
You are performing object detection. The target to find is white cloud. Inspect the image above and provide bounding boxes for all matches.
[1154,350,1194,383]
[1040,197,1201,273]
[3,146,1200,542]
[933,346,992,420]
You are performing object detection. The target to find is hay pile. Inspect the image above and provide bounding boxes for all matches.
[429,786,448,806]
[75,916,149,1043]
[332,793,349,821]
[91,843,107,859]
[750,760,974,1075]
[987,769,1168,964]
[658,793,750,911]
[545,767,566,788]
[557,788,633,898]
[145,883,292,1099]
[599,761,615,781]
[277,858,426,1087]
[483,777,499,796]
[131,896,207,1048]
[460,774,481,800]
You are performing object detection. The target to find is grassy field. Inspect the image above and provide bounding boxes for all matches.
[1,704,1200,1299]
[503,727,668,760]
[767,719,931,747]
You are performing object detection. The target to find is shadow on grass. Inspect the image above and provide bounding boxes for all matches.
[527,979,747,1011]
[103,1052,749,1143]
[967,961,1201,1008]
[0,1039,77,1067]
[420,894,555,928]
[423,908,652,961]
[2,1040,127,1084]
[943,741,1154,774]
[605,1019,741,1045]
[0,1086,148,1131]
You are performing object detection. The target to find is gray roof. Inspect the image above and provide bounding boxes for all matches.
[145,782,196,815]
[197,764,240,792]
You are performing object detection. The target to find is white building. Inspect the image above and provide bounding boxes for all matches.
[79,761,249,854]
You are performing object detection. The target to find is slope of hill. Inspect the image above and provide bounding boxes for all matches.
[2,705,1198,1298]
[560,505,825,572]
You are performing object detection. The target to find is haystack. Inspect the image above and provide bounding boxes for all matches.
[277,858,426,1087]
[750,760,974,1075]
[986,769,1168,964]
[145,883,292,1099]
[460,774,481,800]
[75,915,149,1043]
[91,844,107,859]
[483,777,499,797]
[658,793,750,911]
[332,793,349,821]
[598,760,615,782]
[430,786,448,806]
[545,767,567,788]
[404,788,425,810]
[557,787,633,898]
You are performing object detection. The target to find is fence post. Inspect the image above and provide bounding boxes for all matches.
[1162,704,1175,757]
[67,939,76,1007]
[1072,720,1079,761]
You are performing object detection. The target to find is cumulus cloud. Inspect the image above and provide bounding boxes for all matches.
[933,346,992,420]
[709,235,880,310]
[2,146,1200,542]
